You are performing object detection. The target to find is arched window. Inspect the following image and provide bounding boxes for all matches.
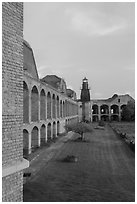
[31,86,39,121]
[31,126,39,151]
[52,94,56,118]
[23,129,29,157]
[23,81,29,123]
[40,124,46,145]
[47,92,51,119]
[40,89,46,120]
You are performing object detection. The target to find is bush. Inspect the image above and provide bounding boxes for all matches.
[62,155,78,163]
[121,100,135,121]
[98,120,105,127]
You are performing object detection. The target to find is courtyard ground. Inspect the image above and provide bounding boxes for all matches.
[23,123,135,202]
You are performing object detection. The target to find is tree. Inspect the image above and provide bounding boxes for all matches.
[65,122,93,140]
[121,100,135,121]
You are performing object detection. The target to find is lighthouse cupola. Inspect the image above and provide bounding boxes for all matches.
[80,77,90,102]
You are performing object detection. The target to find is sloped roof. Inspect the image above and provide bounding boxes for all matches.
[41,75,62,88]
[23,40,39,80]
[23,40,31,49]
[66,89,75,98]
[92,94,134,103]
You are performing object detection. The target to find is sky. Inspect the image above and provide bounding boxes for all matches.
[24,2,135,99]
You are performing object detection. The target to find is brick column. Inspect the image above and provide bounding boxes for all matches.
[38,128,40,147]
[98,105,101,121]
[109,106,111,121]
[28,131,31,154]
[38,93,40,121]
[45,125,47,142]
[55,97,57,119]
[45,95,47,120]
[55,124,57,138]
[58,100,60,118]
[51,123,53,139]
[51,100,53,119]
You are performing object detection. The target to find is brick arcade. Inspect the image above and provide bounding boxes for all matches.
[78,78,134,122]
[23,40,79,156]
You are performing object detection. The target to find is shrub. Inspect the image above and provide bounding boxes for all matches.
[98,120,105,127]
[121,100,135,121]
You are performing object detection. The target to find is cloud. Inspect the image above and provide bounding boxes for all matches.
[66,8,127,37]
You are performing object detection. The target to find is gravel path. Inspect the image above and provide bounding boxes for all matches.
[23,124,135,202]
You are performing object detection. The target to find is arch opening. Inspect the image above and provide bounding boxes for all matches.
[57,96,59,118]
[31,86,39,122]
[31,126,39,151]
[100,104,109,114]
[40,124,46,145]
[101,115,109,121]
[92,115,99,122]
[23,129,29,157]
[40,89,46,120]
[111,115,119,121]
[47,123,51,140]
[52,94,56,119]
[57,121,60,135]
[111,105,119,114]
[92,104,99,114]
[23,81,29,123]
[47,92,51,119]
[53,121,56,138]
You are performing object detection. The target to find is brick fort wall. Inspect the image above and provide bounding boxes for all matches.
[2,2,29,201]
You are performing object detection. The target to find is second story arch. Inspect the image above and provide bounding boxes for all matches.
[52,94,56,119]
[23,81,29,123]
[100,104,109,114]
[92,104,99,114]
[57,96,59,118]
[47,92,51,119]
[111,104,119,114]
[40,89,46,120]
[31,86,39,122]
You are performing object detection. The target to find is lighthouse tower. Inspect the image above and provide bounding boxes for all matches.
[80,77,91,122]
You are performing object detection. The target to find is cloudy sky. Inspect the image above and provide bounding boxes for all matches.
[24,2,135,99]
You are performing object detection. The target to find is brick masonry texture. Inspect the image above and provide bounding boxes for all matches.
[2,171,23,202]
[2,2,24,202]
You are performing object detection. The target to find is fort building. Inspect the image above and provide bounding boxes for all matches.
[2,2,134,202]
[2,2,29,202]
[79,78,134,122]
[23,40,79,156]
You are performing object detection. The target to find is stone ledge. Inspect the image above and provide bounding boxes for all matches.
[2,159,29,177]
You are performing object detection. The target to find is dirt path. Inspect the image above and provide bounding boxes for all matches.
[23,124,135,202]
